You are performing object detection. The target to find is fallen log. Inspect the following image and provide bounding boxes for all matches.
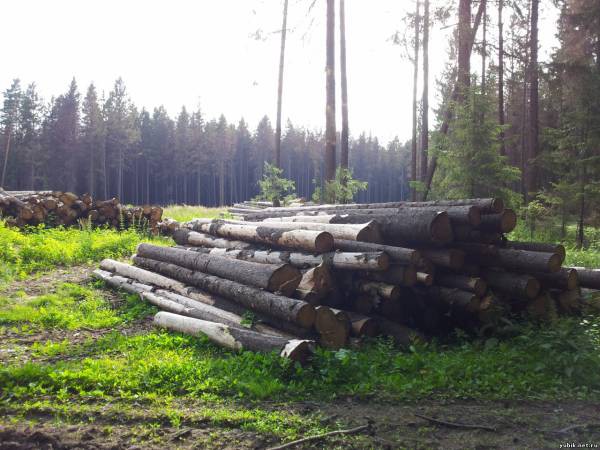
[190,220,334,253]
[419,248,465,269]
[133,256,316,328]
[329,210,453,245]
[478,209,517,233]
[136,243,301,296]
[92,269,154,295]
[363,265,417,287]
[482,269,541,299]
[436,274,487,296]
[373,315,425,346]
[153,311,314,362]
[505,241,566,263]
[346,311,378,337]
[357,281,401,301]
[314,305,349,348]
[173,229,254,250]
[208,218,383,243]
[568,267,600,290]
[458,244,562,273]
[183,245,390,271]
[333,239,420,265]
[295,264,334,304]
[532,268,578,291]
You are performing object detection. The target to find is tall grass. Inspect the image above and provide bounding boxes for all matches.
[0,221,168,282]
[162,205,228,222]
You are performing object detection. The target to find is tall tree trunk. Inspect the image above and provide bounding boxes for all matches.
[526,0,539,201]
[577,164,586,248]
[457,0,472,99]
[420,0,485,199]
[219,160,225,206]
[89,142,95,196]
[411,0,421,201]
[324,0,337,183]
[498,0,505,155]
[274,0,288,169]
[481,0,487,93]
[420,0,429,199]
[1,131,11,188]
[340,0,349,170]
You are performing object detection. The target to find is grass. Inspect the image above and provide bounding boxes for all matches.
[2,206,600,443]
[162,205,228,222]
[0,284,156,331]
[0,220,169,284]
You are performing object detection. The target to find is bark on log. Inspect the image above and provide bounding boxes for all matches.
[190,220,334,252]
[566,267,600,290]
[173,229,255,250]
[482,269,541,299]
[479,209,517,233]
[423,286,480,312]
[333,239,420,265]
[182,245,390,271]
[211,218,383,243]
[504,240,566,263]
[419,248,465,269]
[458,244,562,273]
[436,274,487,296]
[532,268,578,291]
[153,311,314,362]
[329,210,453,244]
[357,281,401,300]
[136,243,301,296]
[363,265,417,287]
[132,256,316,328]
[92,269,154,295]
[241,198,502,215]
[100,259,188,292]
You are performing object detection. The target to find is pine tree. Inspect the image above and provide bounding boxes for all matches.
[1,79,22,188]
[81,84,104,196]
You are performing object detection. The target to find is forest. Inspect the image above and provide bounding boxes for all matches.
[0,0,597,229]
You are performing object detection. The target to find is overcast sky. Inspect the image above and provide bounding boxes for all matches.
[1,0,559,143]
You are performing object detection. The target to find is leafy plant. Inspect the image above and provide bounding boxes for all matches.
[254,162,296,206]
[312,167,367,204]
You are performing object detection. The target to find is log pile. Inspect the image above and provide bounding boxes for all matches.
[0,189,162,231]
[96,198,600,359]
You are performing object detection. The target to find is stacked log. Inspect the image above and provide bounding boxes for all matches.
[96,198,598,359]
[0,189,162,231]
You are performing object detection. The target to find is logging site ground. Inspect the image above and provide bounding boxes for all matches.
[0,206,599,449]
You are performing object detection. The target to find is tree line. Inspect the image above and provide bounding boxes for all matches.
[0,77,410,206]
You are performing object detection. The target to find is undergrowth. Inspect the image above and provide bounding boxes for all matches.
[162,205,229,222]
[0,220,168,283]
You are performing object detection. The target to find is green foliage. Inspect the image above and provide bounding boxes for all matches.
[431,83,521,204]
[0,283,153,330]
[162,205,228,222]
[0,221,166,283]
[312,167,368,204]
[520,199,550,240]
[254,162,296,205]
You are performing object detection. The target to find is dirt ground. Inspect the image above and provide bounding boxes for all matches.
[2,268,600,449]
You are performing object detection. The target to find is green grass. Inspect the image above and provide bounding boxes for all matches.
[0,284,156,330]
[0,220,168,283]
[162,205,229,222]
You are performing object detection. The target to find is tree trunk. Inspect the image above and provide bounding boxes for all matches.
[92,268,154,295]
[531,268,578,291]
[504,241,565,263]
[154,311,314,362]
[133,256,316,328]
[457,244,562,273]
[498,0,505,155]
[478,209,517,233]
[324,0,336,183]
[411,0,421,201]
[136,243,301,296]
[295,263,334,304]
[458,0,472,97]
[274,0,288,168]
[420,0,429,197]
[419,248,465,270]
[568,267,600,290]
[526,0,539,199]
[363,264,417,287]
[339,0,349,170]
[174,229,254,250]
[1,131,11,188]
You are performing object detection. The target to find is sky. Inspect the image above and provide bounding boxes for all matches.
[1,0,559,144]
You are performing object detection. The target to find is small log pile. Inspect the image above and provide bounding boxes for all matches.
[0,189,163,231]
[96,197,600,359]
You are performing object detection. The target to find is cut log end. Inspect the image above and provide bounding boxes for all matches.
[314,231,335,253]
[297,303,318,329]
[526,278,542,299]
[430,212,453,243]
[279,339,315,362]
[548,253,562,273]
[270,264,303,296]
